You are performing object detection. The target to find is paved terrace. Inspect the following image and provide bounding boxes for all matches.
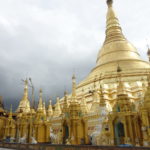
[0,143,150,150]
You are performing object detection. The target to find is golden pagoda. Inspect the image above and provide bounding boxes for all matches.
[0,0,150,147]
[16,79,30,113]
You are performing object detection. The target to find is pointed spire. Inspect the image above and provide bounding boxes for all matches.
[23,79,28,100]
[48,99,53,116]
[72,74,76,97]
[16,79,30,113]
[63,91,68,113]
[43,101,46,115]
[39,88,42,98]
[37,89,43,111]
[107,0,113,7]
[105,0,125,44]
[49,99,52,106]
[95,0,150,73]
[64,91,68,103]
[116,66,125,95]
[54,97,62,116]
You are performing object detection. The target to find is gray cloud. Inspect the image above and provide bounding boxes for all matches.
[0,0,150,110]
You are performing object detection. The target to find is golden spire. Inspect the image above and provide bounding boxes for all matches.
[48,99,53,116]
[43,101,46,115]
[117,66,125,95]
[94,0,150,72]
[72,74,77,102]
[105,0,125,44]
[23,79,28,100]
[37,89,43,111]
[64,91,68,104]
[53,97,62,116]
[63,91,68,112]
[16,79,30,113]
[49,99,52,108]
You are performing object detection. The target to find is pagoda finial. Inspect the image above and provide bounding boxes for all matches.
[72,74,76,98]
[48,98,53,116]
[49,99,52,105]
[107,0,113,7]
[64,91,68,104]
[72,74,76,80]
[39,89,42,97]
[23,79,28,99]
[64,91,68,103]
[64,91,67,96]
[57,97,60,102]
[37,89,43,111]
[16,79,30,113]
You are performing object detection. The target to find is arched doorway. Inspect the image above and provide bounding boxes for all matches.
[63,124,69,144]
[114,122,125,145]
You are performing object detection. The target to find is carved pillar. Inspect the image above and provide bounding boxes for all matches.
[123,117,128,144]
[45,123,50,142]
[109,120,114,145]
[134,117,140,146]
[141,110,150,146]
[84,119,89,144]
[128,115,134,145]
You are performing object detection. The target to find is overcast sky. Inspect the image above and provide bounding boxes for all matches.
[0,0,150,110]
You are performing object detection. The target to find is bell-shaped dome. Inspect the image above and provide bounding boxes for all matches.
[77,0,150,88]
[96,0,150,72]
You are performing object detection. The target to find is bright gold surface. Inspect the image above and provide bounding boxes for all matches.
[77,0,150,87]
[0,0,150,146]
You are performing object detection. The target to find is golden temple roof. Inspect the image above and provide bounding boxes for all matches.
[78,0,150,87]
[37,89,43,112]
[96,0,150,71]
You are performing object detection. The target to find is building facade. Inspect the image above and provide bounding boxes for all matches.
[0,0,150,147]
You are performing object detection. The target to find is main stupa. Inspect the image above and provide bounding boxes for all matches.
[76,0,150,91]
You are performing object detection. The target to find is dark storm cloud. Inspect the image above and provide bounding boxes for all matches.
[0,0,150,110]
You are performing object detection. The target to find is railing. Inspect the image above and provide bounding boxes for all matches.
[0,143,150,150]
